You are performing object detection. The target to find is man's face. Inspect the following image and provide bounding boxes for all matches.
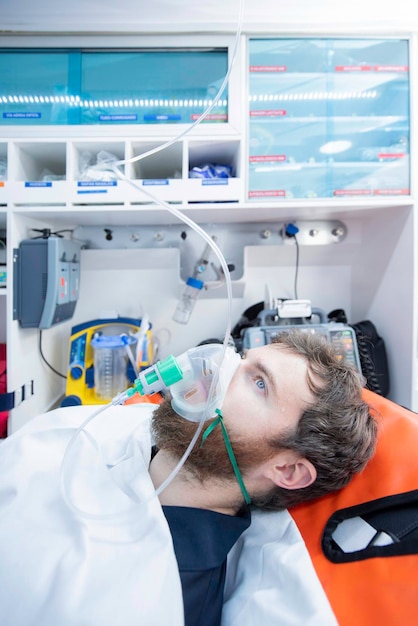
[151,343,314,483]
[221,343,313,440]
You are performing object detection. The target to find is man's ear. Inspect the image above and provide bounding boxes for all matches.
[268,455,317,490]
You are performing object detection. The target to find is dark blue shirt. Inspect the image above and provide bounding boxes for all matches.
[163,505,251,626]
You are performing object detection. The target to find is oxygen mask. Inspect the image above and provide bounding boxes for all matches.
[115,343,241,422]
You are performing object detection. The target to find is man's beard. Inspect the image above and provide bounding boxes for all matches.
[151,397,276,484]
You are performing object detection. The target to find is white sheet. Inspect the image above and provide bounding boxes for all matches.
[222,509,338,626]
[0,404,184,626]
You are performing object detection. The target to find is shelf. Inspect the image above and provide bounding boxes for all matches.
[10,195,413,227]
[2,137,243,206]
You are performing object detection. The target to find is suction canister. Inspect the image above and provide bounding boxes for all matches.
[91,334,137,400]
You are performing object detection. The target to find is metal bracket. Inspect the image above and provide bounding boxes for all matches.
[74,219,347,282]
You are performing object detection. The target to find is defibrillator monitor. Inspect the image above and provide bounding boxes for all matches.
[242,323,362,373]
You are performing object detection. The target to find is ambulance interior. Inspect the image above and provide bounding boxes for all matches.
[0,1,417,624]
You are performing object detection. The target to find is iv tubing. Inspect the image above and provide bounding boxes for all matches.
[108,0,245,495]
[108,182,234,500]
[60,0,245,516]
[111,0,244,170]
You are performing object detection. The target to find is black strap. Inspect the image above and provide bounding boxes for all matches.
[322,489,418,563]
[0,392,14,412]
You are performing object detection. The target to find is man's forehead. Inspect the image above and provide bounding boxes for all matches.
[249,342,287,359]
[250,343,312,394]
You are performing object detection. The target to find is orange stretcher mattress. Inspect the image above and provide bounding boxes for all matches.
[289,389,418,626]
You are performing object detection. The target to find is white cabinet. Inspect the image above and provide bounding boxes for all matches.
[1,33,417,431]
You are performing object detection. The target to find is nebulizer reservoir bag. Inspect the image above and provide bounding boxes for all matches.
[121,343,241,422]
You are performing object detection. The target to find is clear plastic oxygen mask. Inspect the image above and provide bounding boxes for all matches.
[114,343,241,422]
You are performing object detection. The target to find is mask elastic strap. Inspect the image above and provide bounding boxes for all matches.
[201,409,251,506]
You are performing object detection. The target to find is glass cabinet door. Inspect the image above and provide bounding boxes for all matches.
[0,48,228,126]
[248,38,410,199]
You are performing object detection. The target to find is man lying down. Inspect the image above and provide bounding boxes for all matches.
[0,330,377,626]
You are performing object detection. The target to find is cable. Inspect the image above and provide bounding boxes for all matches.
[284,223,300,300]
[39,330,66,379]
[110,0,244,172]
[293,235,300,300]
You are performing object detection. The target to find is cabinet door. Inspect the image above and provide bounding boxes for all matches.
[0,48,229,126]
[248,38,410,200]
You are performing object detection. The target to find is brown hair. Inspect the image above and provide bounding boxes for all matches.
[249,330,378,511]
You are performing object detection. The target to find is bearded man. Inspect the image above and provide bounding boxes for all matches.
[0,330,376,626]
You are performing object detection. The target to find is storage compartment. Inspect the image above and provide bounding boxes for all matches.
[72,141,126,181]
[248,37,410,200]
[11,141,67,182]
[6,142,67,205]
[187,139,241,202]
[189,140,240,177]
[68,141,127,203]
[130,141,183,180]
[128,141,183,202]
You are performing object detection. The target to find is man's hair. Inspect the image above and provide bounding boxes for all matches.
[250,330,378,511]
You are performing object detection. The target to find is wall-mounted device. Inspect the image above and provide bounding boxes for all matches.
[62,317,152,406]
[13,237,82,329]
[243,322,361,372]
[240,303,362,373]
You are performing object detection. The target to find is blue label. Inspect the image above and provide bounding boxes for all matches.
[25,181,52,187]
[3,112,42,119]
[142,179,169,186]
[144,114,182,122]
[201,179,229,186]
[77,181,117,187]
[99,114,138,121]
[77,189,108,194]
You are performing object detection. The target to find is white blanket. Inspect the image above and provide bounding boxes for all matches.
[0,404,184,626]
[223,510,338,626]
[0,403,339,626]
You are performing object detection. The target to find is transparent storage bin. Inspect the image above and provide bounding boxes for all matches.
[248,37,410,199]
